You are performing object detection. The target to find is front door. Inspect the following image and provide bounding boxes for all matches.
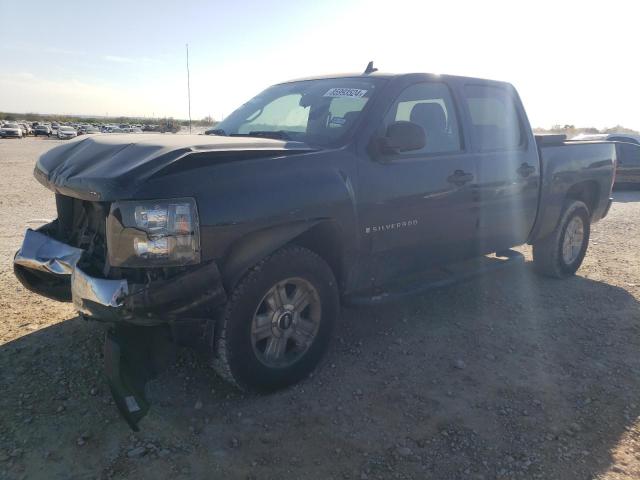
[357,81,478,287]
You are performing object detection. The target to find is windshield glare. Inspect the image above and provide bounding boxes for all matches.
[214,78,384,147]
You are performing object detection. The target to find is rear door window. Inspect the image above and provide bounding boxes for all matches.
[464,85,524,151]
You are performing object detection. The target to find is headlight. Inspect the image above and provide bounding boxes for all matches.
[106,197,201,267]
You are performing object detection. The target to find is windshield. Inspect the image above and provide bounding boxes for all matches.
[60,127,75,132]
[214,77,385,147]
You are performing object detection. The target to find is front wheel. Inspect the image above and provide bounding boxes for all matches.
[212,245,339,392]
[532,200,591,278]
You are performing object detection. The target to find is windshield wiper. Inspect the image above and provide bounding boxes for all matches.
[231,130,292,140]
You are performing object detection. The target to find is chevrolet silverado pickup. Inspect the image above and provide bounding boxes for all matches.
[14,67,616,429]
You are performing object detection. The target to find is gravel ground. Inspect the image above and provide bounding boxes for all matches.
[1,137,639,480]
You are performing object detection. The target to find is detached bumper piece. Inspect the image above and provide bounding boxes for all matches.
[14,225,227,430]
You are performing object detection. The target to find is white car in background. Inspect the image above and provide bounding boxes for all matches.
[19,123,32,136]
[57,126,77,140]
[0,123,24,138]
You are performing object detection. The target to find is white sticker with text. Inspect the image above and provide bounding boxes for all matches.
[323,88,368,98]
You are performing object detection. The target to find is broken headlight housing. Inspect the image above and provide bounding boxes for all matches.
[106,198,201,267]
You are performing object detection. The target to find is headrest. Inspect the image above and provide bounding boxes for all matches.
[410,103,447,132]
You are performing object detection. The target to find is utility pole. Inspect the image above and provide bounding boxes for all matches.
[186,43,192,134]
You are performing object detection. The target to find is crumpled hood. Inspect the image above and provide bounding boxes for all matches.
[34,134,313,201]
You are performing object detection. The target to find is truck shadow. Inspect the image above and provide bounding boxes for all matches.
[1,262,638,479]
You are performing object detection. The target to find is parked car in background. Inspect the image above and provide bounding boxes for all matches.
[34,125,52,137]
[19,123,32,136]
[570,134,640,186]
[0,123,23,138]
[51,123,60,132]
[76,125,92,135]
[613,142,640,186]
[572,133,640,145]
[57,126,77,140]
[83,126,100,134]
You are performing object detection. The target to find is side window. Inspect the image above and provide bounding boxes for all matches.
[464,85,524,151]
[384,82,462,155]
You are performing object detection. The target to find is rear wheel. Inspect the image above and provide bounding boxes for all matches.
[213,245,338,392]
[532,200,591,278]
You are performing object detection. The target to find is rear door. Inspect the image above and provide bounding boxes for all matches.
[461,84,540,254]
[357,80,478,286]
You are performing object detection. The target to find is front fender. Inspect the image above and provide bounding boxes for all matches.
[220,220,321,290]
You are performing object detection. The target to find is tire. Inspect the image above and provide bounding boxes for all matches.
[532,200,591,278]
[213,245,339,392]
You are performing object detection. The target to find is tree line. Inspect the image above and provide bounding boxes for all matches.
[0,112,217,127]
[533,124,639,137]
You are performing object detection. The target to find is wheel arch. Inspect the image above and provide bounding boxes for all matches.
[220,219,345,293]
[529,179,601,244]
[565,180,599,217]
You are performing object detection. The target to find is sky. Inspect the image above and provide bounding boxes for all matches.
[0,0,639,130]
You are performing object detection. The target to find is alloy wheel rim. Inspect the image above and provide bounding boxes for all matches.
[562,216,584,264]
[250,277,321,368]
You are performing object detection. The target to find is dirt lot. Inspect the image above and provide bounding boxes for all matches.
[1,137,639,480]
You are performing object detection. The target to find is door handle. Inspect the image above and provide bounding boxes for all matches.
[517,162,536,177]
[447,169,474,186]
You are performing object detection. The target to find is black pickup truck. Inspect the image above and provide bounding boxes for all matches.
[14,67,615,429]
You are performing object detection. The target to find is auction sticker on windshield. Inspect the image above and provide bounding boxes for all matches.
[323,88,368,98]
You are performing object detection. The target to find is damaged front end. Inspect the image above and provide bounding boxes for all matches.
[14,196,226,430]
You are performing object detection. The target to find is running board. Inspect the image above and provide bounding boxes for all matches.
[345,249,524,307]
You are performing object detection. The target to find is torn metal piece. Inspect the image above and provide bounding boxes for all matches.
[72,267,129,319]
[14,228,83,276]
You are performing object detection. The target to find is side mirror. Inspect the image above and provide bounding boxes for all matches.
[379,121,426,154]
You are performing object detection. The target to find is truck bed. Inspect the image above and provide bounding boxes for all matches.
[529,135,615,243]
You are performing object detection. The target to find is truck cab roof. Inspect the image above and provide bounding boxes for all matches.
[278,71,515,89]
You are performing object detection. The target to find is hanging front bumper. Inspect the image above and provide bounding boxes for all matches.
[14,226,227,324]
